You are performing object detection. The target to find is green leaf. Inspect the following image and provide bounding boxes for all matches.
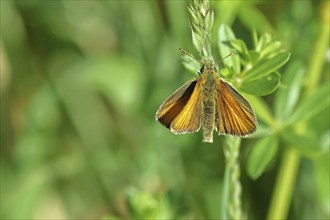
[218,24,240,73]
[260,41,282,59]
[252,29,259,49]
[247,51,261,65]
[244,52,290,82]
[240,71,280,96]
[247,135,279,180]
[256,32,273,52]
[287,83,330,125]
[274,60,306,120]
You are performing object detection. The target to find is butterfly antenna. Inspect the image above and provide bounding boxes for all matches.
[179,48,200,63]
[216,50,238,64]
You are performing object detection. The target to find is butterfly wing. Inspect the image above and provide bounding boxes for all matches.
[215,79,257,136]
[156,80,202,134]
[170,80,202,133]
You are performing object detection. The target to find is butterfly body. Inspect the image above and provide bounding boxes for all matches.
[199,60,218,142]
[156,56,257,143]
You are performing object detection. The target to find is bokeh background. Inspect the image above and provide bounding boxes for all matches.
[1,1,329,219]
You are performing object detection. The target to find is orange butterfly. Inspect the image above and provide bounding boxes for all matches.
[155,49,257,143]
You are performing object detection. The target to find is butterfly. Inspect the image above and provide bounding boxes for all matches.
[155,49,257,143]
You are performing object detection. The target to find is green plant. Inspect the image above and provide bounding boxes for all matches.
[184,0,290,219]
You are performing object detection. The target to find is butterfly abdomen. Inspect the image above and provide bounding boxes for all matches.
[202,98,215,142]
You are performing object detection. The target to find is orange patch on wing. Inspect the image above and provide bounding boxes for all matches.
[156,80,197,129]
[170,80,202,133]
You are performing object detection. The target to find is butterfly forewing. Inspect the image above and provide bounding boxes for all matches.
[170,80,202,133]
[156,80,198,129]
[215,79,257,136]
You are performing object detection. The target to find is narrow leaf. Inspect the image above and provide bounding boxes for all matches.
[240,72,280,96]
[244,52,290,82]
[274,60,306,120]
[247,135,279,180]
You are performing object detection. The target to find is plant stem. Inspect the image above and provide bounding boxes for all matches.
[222,136,242,219]
[267,2,329,219]
[266,147,300,220]
[305,1,329,95]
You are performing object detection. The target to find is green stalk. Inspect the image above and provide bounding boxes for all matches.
[266,147,300,219]
[305,1,329,95]
[222,136,242,219]
[267,2,329,219]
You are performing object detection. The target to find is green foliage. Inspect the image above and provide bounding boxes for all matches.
[247,135,279,180]
[218,25,290,96]
[1,0,329,220]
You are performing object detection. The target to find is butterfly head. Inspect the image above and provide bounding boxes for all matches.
[199,58,217,75]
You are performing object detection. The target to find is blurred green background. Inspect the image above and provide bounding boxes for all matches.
[1,0,329,219]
